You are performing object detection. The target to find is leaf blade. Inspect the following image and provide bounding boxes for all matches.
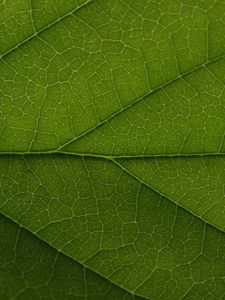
[1,0,225,154]
[0,155,224,299]
[0,212,142,300]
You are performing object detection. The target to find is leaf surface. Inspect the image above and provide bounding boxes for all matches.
[0,155,225,299]
[0,0,92,55]
[0,213,142,300]
[0,0,225,299]
[1,0,225,153]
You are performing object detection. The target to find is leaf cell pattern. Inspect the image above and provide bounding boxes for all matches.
[0,1,225,299]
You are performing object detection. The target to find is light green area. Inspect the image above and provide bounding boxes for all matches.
[0,0,34,55]
[0,0,91,55]
[0,213,141,300]
[1,0,225,299]
[31,0,92,32]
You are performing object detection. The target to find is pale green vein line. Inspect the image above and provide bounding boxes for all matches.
[0,0,93,60]
[29,0,36,33]
[0,211,148,300]
[60,151,225,159]
[111,159,225,234]
[0,151,225,159]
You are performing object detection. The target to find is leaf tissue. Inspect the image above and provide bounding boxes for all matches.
[0,0,225,299]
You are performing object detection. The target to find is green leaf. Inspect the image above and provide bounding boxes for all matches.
[118,156,225,230]
[0,155,225,299]
[1,0,225,152]
[0,0,225,299]
[67,58,225,156]
[0,213,142,300]
[0,0,92,55]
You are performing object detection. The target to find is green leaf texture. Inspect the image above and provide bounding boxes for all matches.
[0,213,144,300]
[0,0,225,299]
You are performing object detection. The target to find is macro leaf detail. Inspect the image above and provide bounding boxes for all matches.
[0,1,225,299]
